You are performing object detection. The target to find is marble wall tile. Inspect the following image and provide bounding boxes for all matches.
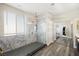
[0,34,37,52]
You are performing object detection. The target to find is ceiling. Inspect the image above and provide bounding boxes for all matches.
[6,3,79,17]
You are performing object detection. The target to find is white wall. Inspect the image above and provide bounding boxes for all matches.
[0,5,4,36]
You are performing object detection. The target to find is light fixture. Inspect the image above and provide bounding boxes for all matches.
[51,3,55,6]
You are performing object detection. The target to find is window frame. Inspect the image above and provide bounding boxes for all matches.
[4,11,26,36]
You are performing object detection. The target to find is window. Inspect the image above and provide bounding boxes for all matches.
[16,15,25,34]
[4,11,26,36]
[4,11,16,35]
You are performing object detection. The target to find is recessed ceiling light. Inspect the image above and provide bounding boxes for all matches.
[51,3,55,6]
[17,5,22,7]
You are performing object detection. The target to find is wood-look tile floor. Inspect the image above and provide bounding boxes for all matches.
[33,38,74,56]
